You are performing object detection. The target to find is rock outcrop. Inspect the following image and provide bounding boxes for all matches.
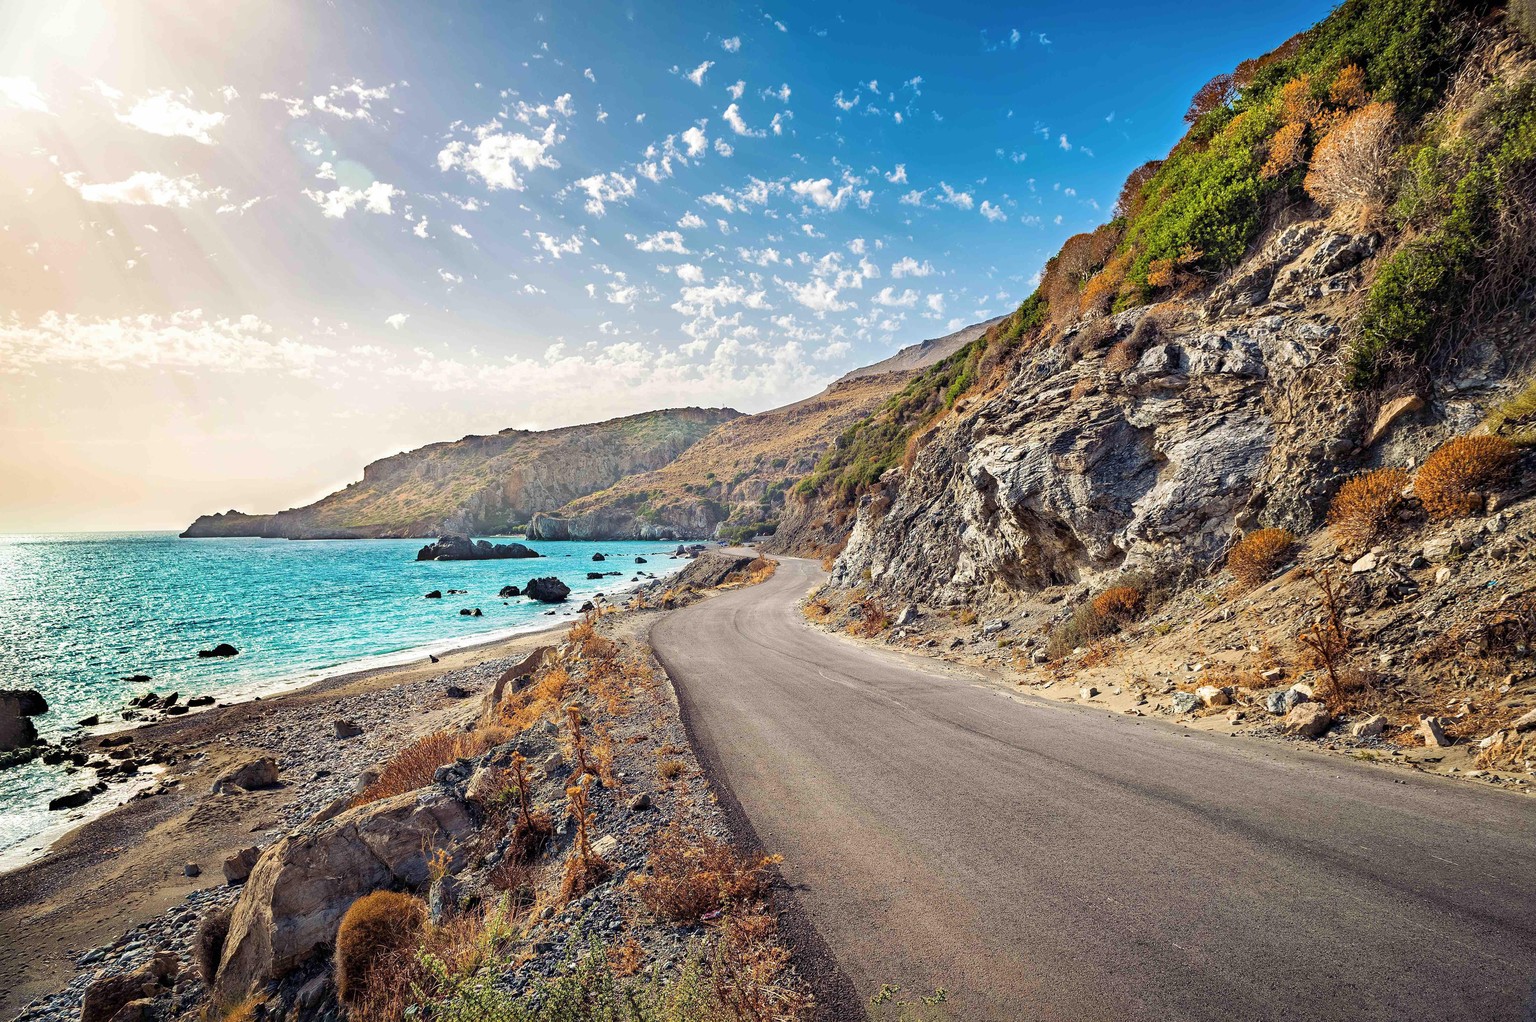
[523,577,571,603]
[829,224,1385,607]
[414,536,540,561]
[212,787,475,1002]
[181,407,740,540]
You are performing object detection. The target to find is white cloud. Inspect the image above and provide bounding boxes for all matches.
[780,276,853,314]
[675,263,706,283]
[451,223,473,238]
[764,83,791,103]
[980,200,1007,223]
[681,124,709,157]
[0,76,49,113]
[872,286,918,307]
[438,269,463,284]
[313,80,393,123]
[790,177,853,210]
[677,212,707,230]
[413,218,430,238]
[634,230,689,254]
[722,103,765,137]
[721,36,741,52]
[1059,134,1071,151]
[438,119,561,191]
[535,231,584,258]
[385,313,409,330]
[0,311,332,376]
[899,189,926,206]
[116,91,226,144]
[925,293,946,314]
[937,182,973,209]
[885,164,907,184]
[303,180,399,218]
[684,61,714,86]
[890,256,933,278]
[573,171,637,216]
[714,137,734,157]
[65,170,223,208]
[585,68,597,82]
[728,80,746,100]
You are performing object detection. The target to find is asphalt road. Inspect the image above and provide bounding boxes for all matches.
[650,555,1536,1022]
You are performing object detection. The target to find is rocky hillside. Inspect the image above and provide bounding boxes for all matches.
[181,408,739,539]
[814,0,1536,608]
[527,320,1004,543]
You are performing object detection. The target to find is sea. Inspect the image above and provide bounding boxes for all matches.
[0,531,686,864]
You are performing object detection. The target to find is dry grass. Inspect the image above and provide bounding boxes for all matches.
[335,891,428,1011]
[723,556,779,587]
[353,729,491,807]
[1225,528,1297,588]
[1295,570,1369,710]
[1414,434,1519,520]
[658,758,687,781]
[1304,101,1398,224]
[559,777,611,902]
[497,662,574,734]
[193,906,231,986]
[1091,585,1143,621]
[629,823,782,922]
[847,597,890,638]
[1327,467,1409,551]
[1476,732,1535,772]
[708,909,813,1022]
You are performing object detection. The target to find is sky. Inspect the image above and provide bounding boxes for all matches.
[0,0,1334,532]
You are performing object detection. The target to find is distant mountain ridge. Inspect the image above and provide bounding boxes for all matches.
[180,407,739,539]
[182,321,1004,543]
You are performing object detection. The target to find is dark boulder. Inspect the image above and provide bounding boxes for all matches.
[458,608,483,617]
[635,557,647,564]
[592,552,606,561]
[498,585,521,598]
[78,714,100,727]
[424,590,442,599]
[120,674,151,683]
[188,694,215,707]
[586,572,605,580]
[524,577,571,603]
[0,689,47,752]
[198,643,239,658]
[0,689,47,716]
[49,788,96,811]
[415,536,540,561]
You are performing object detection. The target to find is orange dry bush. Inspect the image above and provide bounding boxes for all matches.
[353,730,482,807]
[1184,73,1235,124]
[1304,102,1398,219]
[334,891,427,1007]
[1278,75,1320,126]
[629,823,782,922]
[1226,528,1297,588]
[559,776,609,902]
[1113,160,1162,221]
[1329,64,1367,108]
[1414,435,1519,520]
[1327,467,1409,551]
[710,909,813,1022]
[1262,121,1309,179]
[497,662,573,733]
[1091,585,1143,622]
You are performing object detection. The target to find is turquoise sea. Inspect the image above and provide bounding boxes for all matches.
[0,532,684,862]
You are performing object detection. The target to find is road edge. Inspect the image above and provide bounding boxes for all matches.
[642,607,870,1022]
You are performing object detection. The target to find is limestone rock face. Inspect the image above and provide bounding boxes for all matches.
[212,788,475,1003]
[830,224,1380,607]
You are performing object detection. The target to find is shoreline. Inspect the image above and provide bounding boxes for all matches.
[0,618,572,875]
[0,622,571,1018]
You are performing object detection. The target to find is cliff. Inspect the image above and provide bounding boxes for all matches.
[527,320,1005,543]
[181,407,740,539]
[813,0,1536,610]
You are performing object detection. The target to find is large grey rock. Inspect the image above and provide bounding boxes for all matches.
[81,951,178,1022]
[213,787,475,1002]
[0,689,46,752]
[212,757,279,793]
[1282,703,1333,738]
[1418,716,1451,748]
[1170,691,1200,715]
[1511,708,1536,734]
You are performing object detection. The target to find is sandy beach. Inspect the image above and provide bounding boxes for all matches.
[0,625,565,1019]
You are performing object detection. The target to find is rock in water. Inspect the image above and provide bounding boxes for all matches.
[424,590,442,599]
[415,536,540,561]
[498,585,521,598]
[592,552,606,561]
[524,577,571,603]
[0,689,47,752]
[197,643,239,658]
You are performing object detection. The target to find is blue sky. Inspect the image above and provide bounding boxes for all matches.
[0,0,1333,529]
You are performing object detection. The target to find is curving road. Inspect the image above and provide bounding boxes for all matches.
[650,555,1536,1022]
